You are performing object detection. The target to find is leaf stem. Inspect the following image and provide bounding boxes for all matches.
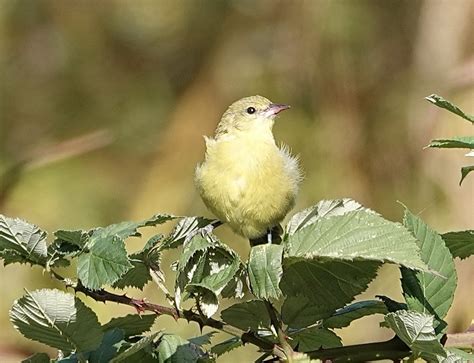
[264,300,295,362]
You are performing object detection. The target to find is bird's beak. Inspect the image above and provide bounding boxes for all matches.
[264,103,290,117]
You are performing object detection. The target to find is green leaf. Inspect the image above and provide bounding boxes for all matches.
[178,234,214,271]
[441,230,474,260]
[22,353,51,363]
[10,289,103,352]
[113,234,165,290]
[285,210,429,272]
[248,244,283,299]
[188,332,216,346]
[110,332,159,363]
[460,165,474,185]
[103,314,157,337]
[94,214,176,240]
[285,198,366,235]
[89,329,124,363]
[210,337,242,356]
[289,327,342,352]
[77,235,133,290]
[427,136,474,149]
[221,265,246,299]
[444,348,474,362]
[425,94,474,124]
[175,233,241,317]
[113,256,151,289]
[281,260,379,328]
[384,310,446,361]
[156,334,206,362]
[54,230,89,247]
[401,209,457,332]
[160,217,215,250]
[221,300,271,331]
[376,295,408,312]
[323,300,388,329]
[0,215,48,266]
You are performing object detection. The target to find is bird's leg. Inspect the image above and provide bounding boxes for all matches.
[267,228,272,244]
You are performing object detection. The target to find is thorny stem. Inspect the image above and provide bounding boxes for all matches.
[57,275,275,354]
[51,272,415,362]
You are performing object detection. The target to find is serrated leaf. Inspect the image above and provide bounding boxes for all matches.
[103,314,157,337]
[22,353,50,363]
[323,300,387,329]
[425,94,474,124]
[10,289,103,352]
[110,332,159,363]
[89,328,125,363]
[401,209,457,332]
[442,230,474,260]
[427,136,474,149]
[114,234,165,290]
[113,256,151,289]
[0,215,48,266]
[221,300,271,331]
[188,332,216,346]
[384,310,446,361]
[286,198,366,235]
[53,230,89,248]
[160,217,215,250]
[210,337,242,356]
[285,210,429,272]
[443,348,474,362]
[94,214,176,240]
[178,234,214,271]
[221,265,246,299]
[289,327,342,352]
[281,260,379,328]
[175,233,241,316]
[77,235,133,290]
[187,285,219,317]
[156,334,206,362]
[376,295,408,312]
[248,244,283,299]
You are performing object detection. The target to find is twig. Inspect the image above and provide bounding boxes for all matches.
[69,280,275,353]
[264,300,295,362]
[52,273,415,361]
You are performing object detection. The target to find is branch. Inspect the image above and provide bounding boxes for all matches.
[56,275,414,361]
[71,281,275,353]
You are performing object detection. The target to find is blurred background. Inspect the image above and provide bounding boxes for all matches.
[0,0,473,361]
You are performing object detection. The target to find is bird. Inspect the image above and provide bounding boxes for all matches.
[194,95,302,244]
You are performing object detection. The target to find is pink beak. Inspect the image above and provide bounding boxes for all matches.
[266,103,291,116]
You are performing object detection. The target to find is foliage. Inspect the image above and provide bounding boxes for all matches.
[425,94,474,185]
[2,96,473,362]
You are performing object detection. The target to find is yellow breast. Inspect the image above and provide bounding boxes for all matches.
[195,133,300,239]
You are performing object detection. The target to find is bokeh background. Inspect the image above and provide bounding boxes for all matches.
[1,0,473,361]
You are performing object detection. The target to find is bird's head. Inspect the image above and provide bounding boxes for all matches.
[215,95,290,137]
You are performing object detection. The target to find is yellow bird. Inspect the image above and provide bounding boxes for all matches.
[195,95,302,242]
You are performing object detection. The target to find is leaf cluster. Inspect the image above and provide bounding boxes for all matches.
[2,195,473,362]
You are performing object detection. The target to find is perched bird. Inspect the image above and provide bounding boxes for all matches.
[195,95,302,242]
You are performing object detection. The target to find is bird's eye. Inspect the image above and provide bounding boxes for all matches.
[246,107,256,114]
